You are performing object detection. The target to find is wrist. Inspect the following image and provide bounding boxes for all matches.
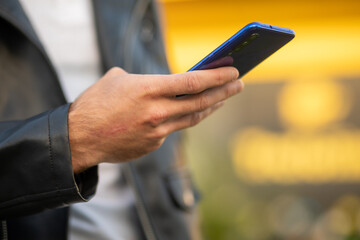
[68,103,103,173]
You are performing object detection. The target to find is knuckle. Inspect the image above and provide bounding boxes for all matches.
[215,70,224,85]
[224,84,232,97]
[185,73,201,92]
[190,112,202,126]
[151,138,165,151]
[144,129,167,152]
[215,68,237,86]
[109,67,121,74]
[141,83,155,97]
[153,127,169,140]
[147,109,168,127]
[106,67,126,78]
[197,95,210,111]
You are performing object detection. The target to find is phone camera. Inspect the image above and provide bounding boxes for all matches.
[250,33,260,40]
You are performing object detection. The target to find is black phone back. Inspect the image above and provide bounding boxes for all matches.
[189,22,295,78]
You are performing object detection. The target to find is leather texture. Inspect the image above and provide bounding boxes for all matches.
[0,0,201,239]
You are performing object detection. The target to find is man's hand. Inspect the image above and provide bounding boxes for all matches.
[69,67,243,173]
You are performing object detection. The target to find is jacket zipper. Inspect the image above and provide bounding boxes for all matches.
[122,0,158,239]
[124,163,158,240]
[1,221,8,240]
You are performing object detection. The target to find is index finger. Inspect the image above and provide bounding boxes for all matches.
[162,67,239,96]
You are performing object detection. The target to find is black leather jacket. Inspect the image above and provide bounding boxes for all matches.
[0,0,200,239]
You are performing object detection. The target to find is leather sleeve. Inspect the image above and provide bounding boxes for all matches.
[0,104,98,219]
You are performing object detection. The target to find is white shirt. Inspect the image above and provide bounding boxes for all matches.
[19,1,137,239]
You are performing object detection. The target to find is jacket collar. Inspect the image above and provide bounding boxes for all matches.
[0,0,119,73]
[0,0,44,52]
[0,0,68,103]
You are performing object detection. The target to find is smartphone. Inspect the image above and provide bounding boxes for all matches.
[188,22,295,77]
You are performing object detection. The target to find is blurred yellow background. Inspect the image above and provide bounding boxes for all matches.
[160,0,360,79]
[158,0,360,239]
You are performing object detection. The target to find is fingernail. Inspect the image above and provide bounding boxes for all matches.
[238,80,245,89]
[233,80,243,93]
[232,69,239,81]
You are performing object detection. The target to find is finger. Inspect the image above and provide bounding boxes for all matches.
[161,67,239,96]
[105,67,128,78]
[200,56,234,70]
[164,80,243,118]
[162,101,225,133]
